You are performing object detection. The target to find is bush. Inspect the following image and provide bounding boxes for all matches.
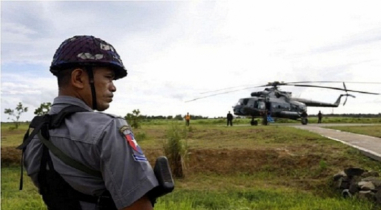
[135,131,147,141]
[125,109,142,128]
[163,122,189,178]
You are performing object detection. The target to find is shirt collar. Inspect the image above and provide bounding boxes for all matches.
[50,96,93,114]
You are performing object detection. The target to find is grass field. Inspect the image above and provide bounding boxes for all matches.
[325,125,381,138]
[2,119,381,209]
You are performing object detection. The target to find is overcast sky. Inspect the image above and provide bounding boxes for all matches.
[1,0,381,122]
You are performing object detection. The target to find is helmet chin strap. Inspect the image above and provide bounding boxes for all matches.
[85,66,97,110]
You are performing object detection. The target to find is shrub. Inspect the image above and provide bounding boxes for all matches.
[163,122,189,178]
[135,131,147,141]
[125,109,142,128]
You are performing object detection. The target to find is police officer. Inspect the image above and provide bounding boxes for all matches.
[23,35,159,210]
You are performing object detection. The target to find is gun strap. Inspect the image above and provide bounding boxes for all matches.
[37,131,102,178]
[18,105,91,190]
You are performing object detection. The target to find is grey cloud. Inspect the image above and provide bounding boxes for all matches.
[311,29,381,54]
[1,2,55,39]
[1,1,189,65]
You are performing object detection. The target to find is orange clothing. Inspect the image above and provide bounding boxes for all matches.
[185,115,190,120]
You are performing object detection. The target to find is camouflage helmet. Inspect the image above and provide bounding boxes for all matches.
[50,35,127,79]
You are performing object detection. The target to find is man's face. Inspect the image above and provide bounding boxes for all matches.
[92,67,116,111]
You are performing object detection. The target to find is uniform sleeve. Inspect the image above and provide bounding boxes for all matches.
[98,117,158,209]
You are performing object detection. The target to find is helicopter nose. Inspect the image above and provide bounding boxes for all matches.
[233,105,243,115]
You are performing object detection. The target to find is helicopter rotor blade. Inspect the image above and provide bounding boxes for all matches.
[186,80,380,102]
[343,82,347,106]
[199,84,258,94]
[343,96,348,106]
[185,86,257,102]
[288,84,380,95]
[343,94,356,106]
[201,81,381,95]
[286,81,381,85]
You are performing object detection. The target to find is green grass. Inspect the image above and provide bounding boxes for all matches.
[1,167,46,210]
[130,116,381,126]
[2,167,376,210]
[325,125,381,138]
[1,123,30,147]
[155,188,374,210]
[4,166,381,210]
[2,121,381,209]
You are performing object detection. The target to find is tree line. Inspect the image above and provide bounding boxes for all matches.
[3,102,211,129]
[4,102,381,129]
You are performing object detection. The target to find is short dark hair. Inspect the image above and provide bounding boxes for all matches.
[56,68,76,87]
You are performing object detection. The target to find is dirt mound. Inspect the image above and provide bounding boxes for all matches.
[0,146,331,179]
[1,146,22,166]
[183,148,328,176]
[1,147,306,171]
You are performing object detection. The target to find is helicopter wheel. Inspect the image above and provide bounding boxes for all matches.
[250,120,258,126]
[301,117,308,125]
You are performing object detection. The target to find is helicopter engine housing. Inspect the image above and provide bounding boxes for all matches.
[251,91,268,97]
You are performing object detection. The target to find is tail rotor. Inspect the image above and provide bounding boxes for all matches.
[342,82,355,106]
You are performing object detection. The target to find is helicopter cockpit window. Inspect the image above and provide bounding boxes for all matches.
[300,105,307,112]
[237,99,249,106]
[256,101,265,109]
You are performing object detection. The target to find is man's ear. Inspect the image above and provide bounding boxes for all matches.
[71,68,87,89]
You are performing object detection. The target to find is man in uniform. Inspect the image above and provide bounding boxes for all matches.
[23,35,159,210]
[226,111,233,126]
[317,110,323,123]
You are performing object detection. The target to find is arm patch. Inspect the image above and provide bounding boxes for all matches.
[119,125,147,162]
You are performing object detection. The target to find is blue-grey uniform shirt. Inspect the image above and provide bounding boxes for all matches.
[24,96,159,209]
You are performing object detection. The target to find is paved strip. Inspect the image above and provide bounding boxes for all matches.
[293,124,381,162]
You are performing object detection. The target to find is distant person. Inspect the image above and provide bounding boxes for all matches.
[227,111,233,126]
[185,112,190,126]
[300,110,308,124]
[318,111,323,123]
[267,111,274,123]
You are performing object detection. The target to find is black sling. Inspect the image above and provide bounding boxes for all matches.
[17,105,117,210]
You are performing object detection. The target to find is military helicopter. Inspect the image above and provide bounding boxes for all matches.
[187,81,380,125]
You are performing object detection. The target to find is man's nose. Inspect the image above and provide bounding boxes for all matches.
[110,83,116,92]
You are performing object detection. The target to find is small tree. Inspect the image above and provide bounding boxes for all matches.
[125,109,142,128]
[34,102,52,116]
[4,102,28,129]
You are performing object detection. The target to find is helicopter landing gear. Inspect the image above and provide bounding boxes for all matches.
[301,117,308,125]
[250,117,258,126]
